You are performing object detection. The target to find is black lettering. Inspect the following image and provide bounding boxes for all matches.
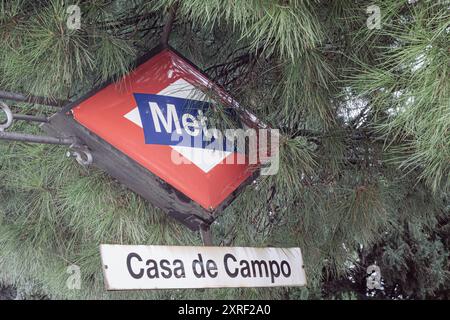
[146,259,159,279]
[127,253,144,279]
[251,260,269,278]
[173,259,186,278]
[240,260,251,277]
[269,261,280,283]
[206,260,218,278]
[160,259,172,279]
[281,261,291,277]
[224,253,238,278]
[193,254,205,278]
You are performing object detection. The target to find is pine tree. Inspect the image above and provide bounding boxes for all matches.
[0,0,448,299]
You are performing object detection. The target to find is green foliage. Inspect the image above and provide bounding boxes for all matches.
[0,0,448,299]
[348,0,450,192]
[322,189,449,300]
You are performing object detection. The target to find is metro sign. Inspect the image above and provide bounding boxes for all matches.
[43,45,260,230]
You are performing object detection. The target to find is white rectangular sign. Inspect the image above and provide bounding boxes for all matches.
[100,244,306,290]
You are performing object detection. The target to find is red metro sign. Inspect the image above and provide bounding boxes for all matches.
[43,45,261,230]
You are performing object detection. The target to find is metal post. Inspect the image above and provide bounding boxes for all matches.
[12,114,48,123]
[200,224,213,246]
[0,131,74,145]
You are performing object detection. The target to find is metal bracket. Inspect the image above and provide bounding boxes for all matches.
[0,101,13,131]
[12,114,48,123]
[67,144,93,166]
[0,101,75,145]
[0,90,67,107]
